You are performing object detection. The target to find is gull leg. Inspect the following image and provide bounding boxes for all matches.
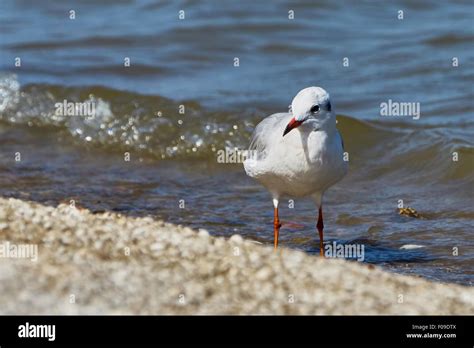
[273,198,281,249]
[317,206,324,257]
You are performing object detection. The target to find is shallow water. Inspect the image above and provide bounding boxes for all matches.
[0,0,473,285]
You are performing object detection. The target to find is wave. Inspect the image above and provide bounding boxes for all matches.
[0,74,253,160]
[0,74,472,183]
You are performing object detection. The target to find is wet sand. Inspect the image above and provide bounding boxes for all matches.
[0,197,472,314]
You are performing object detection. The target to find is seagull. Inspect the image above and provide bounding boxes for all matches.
[243,87,348,255]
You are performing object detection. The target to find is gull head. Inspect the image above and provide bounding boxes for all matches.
[283,87,335,136]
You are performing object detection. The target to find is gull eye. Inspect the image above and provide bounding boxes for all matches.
[310,104,320,113]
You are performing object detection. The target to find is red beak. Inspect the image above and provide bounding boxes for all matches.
[283,117,303,136]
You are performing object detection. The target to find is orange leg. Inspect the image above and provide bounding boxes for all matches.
[317,206,324,257]
[273,207,281,249]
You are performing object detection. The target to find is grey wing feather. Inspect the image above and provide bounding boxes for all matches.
[248,113,289,161]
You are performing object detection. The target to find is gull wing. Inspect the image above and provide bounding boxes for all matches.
[248,112,289,161]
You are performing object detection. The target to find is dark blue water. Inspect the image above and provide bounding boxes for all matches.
[1,0,472,119]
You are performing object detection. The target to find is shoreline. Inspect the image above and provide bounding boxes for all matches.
[0,197,472,314]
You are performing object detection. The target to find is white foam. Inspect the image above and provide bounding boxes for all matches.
[400,244,424,250]
[0,74,20,113]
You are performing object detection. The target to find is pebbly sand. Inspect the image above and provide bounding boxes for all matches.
[0,197,472,315]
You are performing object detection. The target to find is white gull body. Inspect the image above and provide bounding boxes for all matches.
[243,87,347,248]
[244,87,347,207]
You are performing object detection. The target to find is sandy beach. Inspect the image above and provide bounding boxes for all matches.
[0,197,472,315]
